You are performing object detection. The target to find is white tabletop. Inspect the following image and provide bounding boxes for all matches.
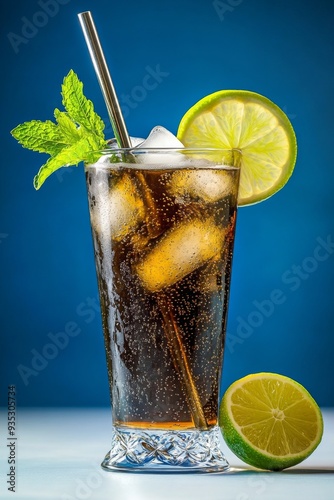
[0,408,333,500]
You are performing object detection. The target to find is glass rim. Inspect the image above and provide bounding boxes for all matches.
[84,147,241,170]
[96,147,239,154]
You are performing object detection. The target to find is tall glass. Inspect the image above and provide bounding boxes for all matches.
[85,148,240,472]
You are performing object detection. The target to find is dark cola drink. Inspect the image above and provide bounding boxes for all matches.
[86,149,239,434]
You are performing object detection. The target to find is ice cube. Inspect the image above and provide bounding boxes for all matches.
[90,173,145,242]
[135,217,226,292]
[139,126,184,148]
[168,169,237,203]
[134,126,186,166]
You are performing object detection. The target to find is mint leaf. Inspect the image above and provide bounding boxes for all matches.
[10,70,108,189]
[33,136,101,190]
[11,120,68,156]
[54,109,82,143]
[61,70,105,148]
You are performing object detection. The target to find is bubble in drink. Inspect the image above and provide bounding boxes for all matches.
[90,172,145,241]
[135,217,226,292]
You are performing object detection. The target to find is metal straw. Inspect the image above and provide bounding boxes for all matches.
[78,11,131,148]
[78,11,208,429]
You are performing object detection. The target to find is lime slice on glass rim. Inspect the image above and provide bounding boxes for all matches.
[219,373,323,471]
[177,90,297,206]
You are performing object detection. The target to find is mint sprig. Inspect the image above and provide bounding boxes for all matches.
[11,70,107,189]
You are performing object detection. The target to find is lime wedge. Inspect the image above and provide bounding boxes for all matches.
[177,91,297,206]
[219,373,323,470]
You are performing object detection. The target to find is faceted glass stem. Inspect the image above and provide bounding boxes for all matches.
[101,426,229,473]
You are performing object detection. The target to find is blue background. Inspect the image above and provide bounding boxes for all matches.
[1,0,333,408]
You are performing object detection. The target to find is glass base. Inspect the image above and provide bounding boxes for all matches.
[101,426,229,473]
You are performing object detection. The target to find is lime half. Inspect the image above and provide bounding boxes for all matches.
[177,90,297,206]
[219,373,323,470]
